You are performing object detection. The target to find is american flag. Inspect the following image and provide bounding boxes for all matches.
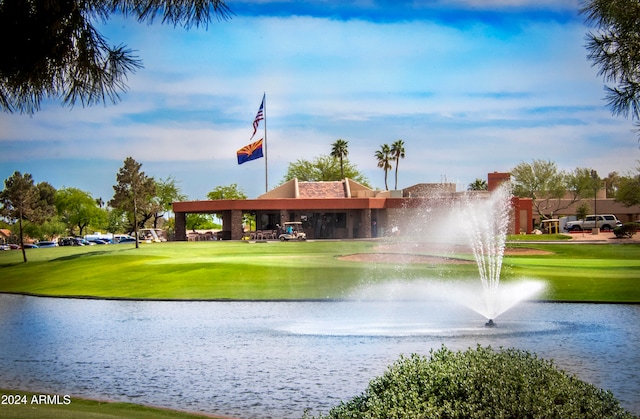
[250,94,265,139]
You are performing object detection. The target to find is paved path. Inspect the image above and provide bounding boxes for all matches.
[565,231,639,243]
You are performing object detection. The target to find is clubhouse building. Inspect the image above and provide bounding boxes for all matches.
[172,172,534,241]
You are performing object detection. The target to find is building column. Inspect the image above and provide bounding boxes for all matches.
[174,212,187,241]
[362,209,372,238]
[231,210,244,240]
[514,197,533,234]
[347,210,354,239]
[219,210,233,240]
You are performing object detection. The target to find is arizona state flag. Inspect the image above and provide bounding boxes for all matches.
[237,139,264,165]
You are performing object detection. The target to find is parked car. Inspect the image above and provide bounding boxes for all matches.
[115,235,137,244]
[58,237,82,246]
[88,238,111,245]
[36,241,57,248]
[564,214,622,232]
[58,237,96,246]
[0,244,10,251]
[85,234,115,243]
[22,243,39,249]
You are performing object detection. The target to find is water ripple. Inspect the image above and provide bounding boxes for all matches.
[0,295,637,418]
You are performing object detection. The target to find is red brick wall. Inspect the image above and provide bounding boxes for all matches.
[488,172,511,192]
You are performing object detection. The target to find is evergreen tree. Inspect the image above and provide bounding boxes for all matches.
[0,0,231,114]
[109,157,156,248]
[582,0,640,140]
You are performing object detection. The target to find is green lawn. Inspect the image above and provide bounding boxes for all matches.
[0,389,214,419]
[0,241,384,299]
[506,233,573,242]
[504,242,640,302]
[1,240,639,418]
[0,239,639,302]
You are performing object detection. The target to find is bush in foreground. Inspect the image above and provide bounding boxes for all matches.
[312,345,636,419]
[614,223,639,239]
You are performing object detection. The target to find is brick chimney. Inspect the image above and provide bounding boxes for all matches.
[487,172,511,192]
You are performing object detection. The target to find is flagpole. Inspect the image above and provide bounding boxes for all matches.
[263,92,268,193]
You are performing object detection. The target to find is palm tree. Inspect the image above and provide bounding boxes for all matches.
[468,178,488,191]
[390,139,405,190]
[330,139,349,179]
[375,144,392,190]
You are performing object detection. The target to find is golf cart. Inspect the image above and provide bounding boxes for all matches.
[278,222,306,241]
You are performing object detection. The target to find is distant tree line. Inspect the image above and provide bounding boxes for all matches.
[511,159,640,220]
[0,157,185,260]
[3,154,639,261]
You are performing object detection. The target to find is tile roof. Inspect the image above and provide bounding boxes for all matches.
[298,181,346,198]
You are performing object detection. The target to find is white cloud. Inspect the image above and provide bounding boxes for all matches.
[2,8,638,200]
[441,0,579,10]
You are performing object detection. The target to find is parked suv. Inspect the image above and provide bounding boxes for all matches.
[564,214,622,232]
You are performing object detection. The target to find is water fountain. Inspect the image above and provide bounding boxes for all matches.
[351,181,545,329]
[459,182,525,326]
[0,181,638,417]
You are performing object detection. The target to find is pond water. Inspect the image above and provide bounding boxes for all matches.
[0,294,638,418]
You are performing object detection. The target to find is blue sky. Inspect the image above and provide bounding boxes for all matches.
[1,0,638,201]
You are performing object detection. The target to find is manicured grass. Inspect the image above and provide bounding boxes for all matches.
[0,389,215,418]
[506,233,573,241]
[0,241,638,418]
[0,240,639,302]
[0,241,387,299]
[503,243,640,302]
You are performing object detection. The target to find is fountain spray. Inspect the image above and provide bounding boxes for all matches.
[461,183,513,326]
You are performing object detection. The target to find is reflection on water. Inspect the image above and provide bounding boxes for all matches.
[0,294,638,418]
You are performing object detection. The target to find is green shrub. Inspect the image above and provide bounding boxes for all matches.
[614,223,640,239]
[313,345,636,419]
